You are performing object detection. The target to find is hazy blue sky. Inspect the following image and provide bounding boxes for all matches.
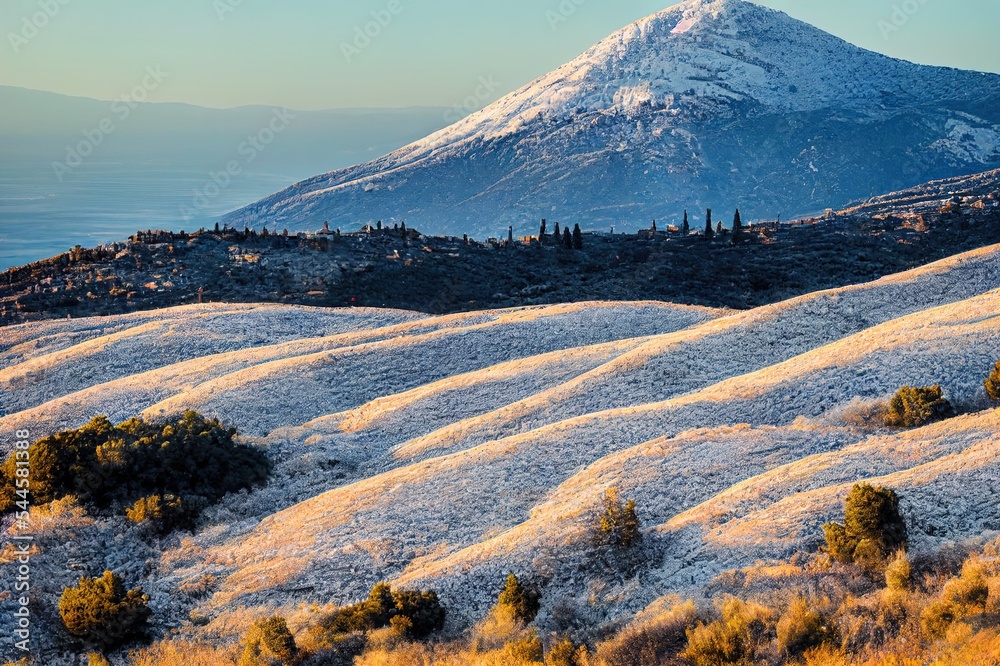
[2,0,997,110]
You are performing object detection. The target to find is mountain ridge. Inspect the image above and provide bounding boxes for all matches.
[227,0,1000,236]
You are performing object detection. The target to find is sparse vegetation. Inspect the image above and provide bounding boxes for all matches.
[824,484,908,573]
[59,570,151,649]
[883,385,954,428]
[776,596,833,657]
[122,537,1000,666]
[593,598,700,665]
[683,598,775,666]
[6,205,1000,323]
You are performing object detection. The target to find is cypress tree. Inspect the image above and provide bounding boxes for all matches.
[539,219,547,242]
[704,209,714,239]
[554,222,561,238]
[563,228,572,248]
[400,221,407,237]
[733,208,743,233]
[572,223,583,249]
[508,226,514,243]
[682,210,690,236]
[497,574,540,624]
[594,488,642,549]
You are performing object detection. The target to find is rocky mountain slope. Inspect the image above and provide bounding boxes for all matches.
[2,244,999,655]
[227,0,1000,237]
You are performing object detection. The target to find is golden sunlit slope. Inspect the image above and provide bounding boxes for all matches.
[1,245,999,642]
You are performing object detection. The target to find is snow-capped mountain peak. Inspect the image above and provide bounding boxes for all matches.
[228,0,1000,237]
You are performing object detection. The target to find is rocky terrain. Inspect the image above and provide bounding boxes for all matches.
[3,180,1000,327]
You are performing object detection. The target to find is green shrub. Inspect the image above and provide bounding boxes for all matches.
[390,588,447,639]
[498,573,541,625]
[126,494,195,533]
[58,570,151,649]
[594,487,642,549]
[0,415,112,512]
[883,385,954,428]
[545,637,588,666]
[776,597,832,657]
[240,616,297,666]
[986,361,1000,402]
[823,484,908,574]
[683,598,774,666]
[0,411,270,530]
[317,583,445,640]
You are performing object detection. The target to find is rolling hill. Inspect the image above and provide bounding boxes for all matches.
[1,243,999,656]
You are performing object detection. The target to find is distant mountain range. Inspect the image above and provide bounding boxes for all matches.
[228,0,1000,237]
[0,86,448,268]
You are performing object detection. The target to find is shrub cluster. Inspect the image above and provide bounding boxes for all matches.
[593,487,641,549]
[239,616,298,666]
[824,483,908,573]
[314,582,446,641]
[683,598,774,666]
[0,411,270,530]
[883,385,954,428]
[58,570,151,650]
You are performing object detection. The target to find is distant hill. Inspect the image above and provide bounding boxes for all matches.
[3,167,1000,325]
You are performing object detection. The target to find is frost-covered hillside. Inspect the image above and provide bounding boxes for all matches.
[2,244,1000,652]
[227,0,1000,237]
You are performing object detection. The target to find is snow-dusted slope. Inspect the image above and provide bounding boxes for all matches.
[2,245,999,644]
[168,285,1000,627]
[227,0,1000,236]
